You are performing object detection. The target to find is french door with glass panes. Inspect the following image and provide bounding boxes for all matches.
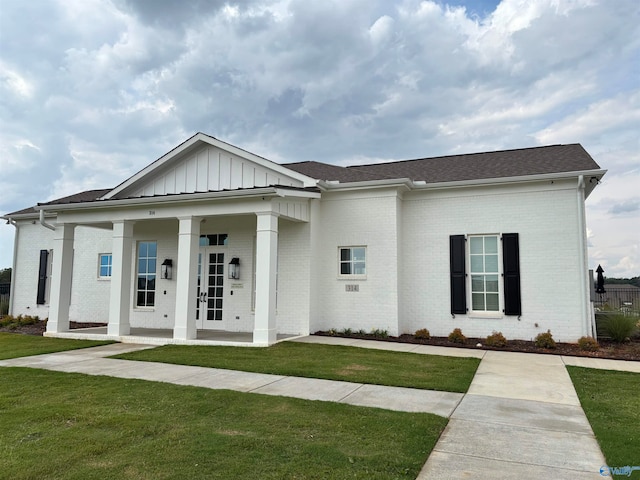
[196,248,225,329]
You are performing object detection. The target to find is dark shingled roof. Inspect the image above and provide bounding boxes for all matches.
[6,189,112,216]
[6,144,601,217]
[285,144,601,183]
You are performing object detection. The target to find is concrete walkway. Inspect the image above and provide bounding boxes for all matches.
[1,336,638,479]
[418,350,611,479]
[0,342,463,417]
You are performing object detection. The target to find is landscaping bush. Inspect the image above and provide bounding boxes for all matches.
[534,330,556,349]
[603,314,638,343]
[485,331,507,348]
[577,336,599,352]
[0,315,42,328]
[370,328,389,338]
[414,328,430,340]
[448,328,466,344]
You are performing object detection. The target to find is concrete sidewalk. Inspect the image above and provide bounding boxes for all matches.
[2,336,638,479]
[0,342,464,417]
[418,350,608,479]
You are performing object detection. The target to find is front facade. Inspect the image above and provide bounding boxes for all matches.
[3,133,605,344]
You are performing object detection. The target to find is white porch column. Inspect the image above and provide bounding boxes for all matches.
[108,221,134,336]
[46,223,75,333]
[174,217,200,340]
[254,212,279,345]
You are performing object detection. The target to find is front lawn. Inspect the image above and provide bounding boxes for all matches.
[114,342,480,392]
[568,367,640,478]
[0,368,446,479]
[0,332,112,360]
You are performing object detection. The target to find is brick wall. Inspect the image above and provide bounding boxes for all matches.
[311,189,401,335]
[400,179,587,342]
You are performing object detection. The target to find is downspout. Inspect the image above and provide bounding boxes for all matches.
[39,209,56,231]
[576,175,591,337]
[6,217,18,316]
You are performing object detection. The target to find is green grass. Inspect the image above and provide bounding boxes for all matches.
[0,368,446,479]
[568,367,640,478]
[114,342,480,392]
[0,332,112,360]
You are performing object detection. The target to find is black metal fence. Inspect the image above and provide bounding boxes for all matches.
[594,285,640,316]
[0,283,9,317]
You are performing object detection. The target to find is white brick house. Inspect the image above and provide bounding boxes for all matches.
[3,133,605,344]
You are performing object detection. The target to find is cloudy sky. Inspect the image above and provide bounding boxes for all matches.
[1,0,638,278]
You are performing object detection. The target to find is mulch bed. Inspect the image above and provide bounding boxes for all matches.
[0,321,106,336]
[2,321,638,362]
[315,331,640,362]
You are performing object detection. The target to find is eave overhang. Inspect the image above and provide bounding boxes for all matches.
[318,169,607,198]
[36,187,321,213]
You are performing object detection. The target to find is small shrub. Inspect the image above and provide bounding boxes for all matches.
[328,328,338,336]
[535,330,556,349]
[341,328,353,336]
[485,331,507,348]
[357,329,367,336]
[603,314,638,343]
[448,328,466,344]
[371,328,389,338]
[414,328,430,340]
[577,336,599,352]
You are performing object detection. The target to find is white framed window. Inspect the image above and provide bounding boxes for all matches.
[136,241,157,308]
[469,235,500,312]
[339,246,366,277]
[98,253,112,278]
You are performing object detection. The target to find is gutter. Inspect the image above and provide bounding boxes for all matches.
[6,217,18,316]
[315,169,607,193]
[409,169,607,191]
[36,187,320,213]
[39,209,56,230]
[576,175,591,337]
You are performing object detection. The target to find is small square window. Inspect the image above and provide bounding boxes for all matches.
[98,254,112,278]
[339,247,366,277]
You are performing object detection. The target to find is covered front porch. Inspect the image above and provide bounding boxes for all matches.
[45,326,302,347]
[41,187,319,346]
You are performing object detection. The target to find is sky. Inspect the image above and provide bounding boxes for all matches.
[0,0,638,278]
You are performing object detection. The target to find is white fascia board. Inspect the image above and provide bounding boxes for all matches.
[318,178,414,191]
[37,187,320,213]
[2,212,55,221]
[410,169,607,193]
[315,169,607,196]
[39,188,281,212]
[103,133,318,200]
[274,188,321,199]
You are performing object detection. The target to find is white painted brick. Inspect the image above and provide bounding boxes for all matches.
[8,177,592,342]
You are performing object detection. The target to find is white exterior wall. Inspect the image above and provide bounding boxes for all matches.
[9,221,55,318]
[129,145,304,198]
[277,219,311,335]
[69,226,114,323]
[312,189,401,335]
[401,179,586,342]
[7,177,591,343]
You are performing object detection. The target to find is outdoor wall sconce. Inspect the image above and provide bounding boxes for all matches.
[161,259,173,280]
[228,257,240,280]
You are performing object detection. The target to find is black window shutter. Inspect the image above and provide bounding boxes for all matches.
[36,249,49,305]
[502,233,521,316]
[450,235,467,314]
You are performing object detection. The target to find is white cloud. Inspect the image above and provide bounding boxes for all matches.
[0,0,638,276]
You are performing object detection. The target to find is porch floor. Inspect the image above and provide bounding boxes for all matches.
[44,326,301,347]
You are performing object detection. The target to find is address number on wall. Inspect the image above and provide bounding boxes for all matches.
[345,285,359,292]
